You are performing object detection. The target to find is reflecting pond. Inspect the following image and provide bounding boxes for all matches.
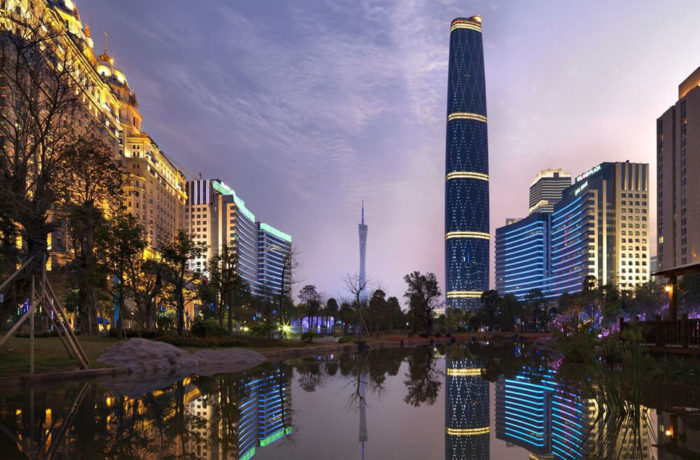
[1,344,698,459]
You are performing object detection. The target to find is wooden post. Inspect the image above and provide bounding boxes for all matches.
[655,315,663,347]
[669,273,678,321]
[682,313,689,348]
[30,275,35,376]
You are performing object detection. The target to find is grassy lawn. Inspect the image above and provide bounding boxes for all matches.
[0,336,119,376]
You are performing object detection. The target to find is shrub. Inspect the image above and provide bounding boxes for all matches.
[191,318,227,338]
[338,336,354,344]
[301,332,315,343]
[156,315,174,332]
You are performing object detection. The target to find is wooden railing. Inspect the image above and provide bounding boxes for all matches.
[620,315,700,348]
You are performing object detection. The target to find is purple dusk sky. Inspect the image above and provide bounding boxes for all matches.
[77,0,700,304]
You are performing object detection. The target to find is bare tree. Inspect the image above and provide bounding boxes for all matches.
[344,273,369,337]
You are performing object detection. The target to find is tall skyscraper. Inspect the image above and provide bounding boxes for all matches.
[529,169,572,214]
[358,201,368,302]
[445,16,490,311]
[657,68,700,269]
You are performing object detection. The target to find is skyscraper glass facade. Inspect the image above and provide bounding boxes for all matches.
[445,16,490,311]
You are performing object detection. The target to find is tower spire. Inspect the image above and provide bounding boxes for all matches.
[361,200,365,225]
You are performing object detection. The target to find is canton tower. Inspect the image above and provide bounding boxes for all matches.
[444,15,490,311]
[358,201,368,302]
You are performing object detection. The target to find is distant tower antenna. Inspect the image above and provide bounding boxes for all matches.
[104,31,108,55]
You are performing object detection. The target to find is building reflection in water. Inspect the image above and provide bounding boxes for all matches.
[495,367,652,460]
[0,364,291,459]
[445,359,490,460]
[187,364,292,460]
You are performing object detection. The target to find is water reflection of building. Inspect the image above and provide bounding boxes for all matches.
[496,368,652,460]
[495,369,557,456]
[187,366,292,460]
[445,359,490,460]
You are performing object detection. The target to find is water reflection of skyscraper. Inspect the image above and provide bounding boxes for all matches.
[187,365,292,460]
[445,359,490,460]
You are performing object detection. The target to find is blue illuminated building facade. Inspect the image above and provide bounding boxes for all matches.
[257,222,292,297]
[445,16,490,311]
[445,359,490,459]
[495,162,650,299]
[495,213,551,299]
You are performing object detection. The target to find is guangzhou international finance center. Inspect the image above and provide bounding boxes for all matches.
[445,16,490,311]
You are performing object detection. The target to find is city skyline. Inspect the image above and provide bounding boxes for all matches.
[74,1,700,299]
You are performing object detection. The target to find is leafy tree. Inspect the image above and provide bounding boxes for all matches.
[325,297,339,327]
[480,289,500,332]
[498,293,522,332]
[160,230,206,337]
[403,271,441,336]
[97,214,145,336]
[525,289,546,331]
[207,243,243,332]
[298,284,322,331]
[386,296,404,331]
[339,301,355,335]
[63,136,124,335]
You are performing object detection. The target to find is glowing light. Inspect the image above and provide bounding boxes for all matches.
[665,284,673,293]
[281,324,291,333]
[260,223,292,243]
[260,427,292,446]
[446,171,489,182]
[450,19,482,33]
[446,426,490,436]
[445,231,490,240]
[447,112,487,123]
[447,291,483,299]
[447,368,484,377]
[242,326,250,332]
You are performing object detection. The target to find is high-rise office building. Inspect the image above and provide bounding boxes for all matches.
[495,162,650,298]
[550,162,650,296]
[529,169,572,214]
[657,68,700,269]
[358,202,368,302]
[495,212,551,299]
[185,179,291,296]
[445,359,489,460]
[445,16,490,311]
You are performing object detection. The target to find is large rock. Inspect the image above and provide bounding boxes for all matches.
[98,338,266,377]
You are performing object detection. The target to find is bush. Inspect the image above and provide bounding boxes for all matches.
[338,336,354,344]
[250,321,277,338]
[156,315,174,332]
[301,331,315,343]
[191,318,227,338]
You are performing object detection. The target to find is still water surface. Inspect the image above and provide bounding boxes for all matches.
[0,344,697,459]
